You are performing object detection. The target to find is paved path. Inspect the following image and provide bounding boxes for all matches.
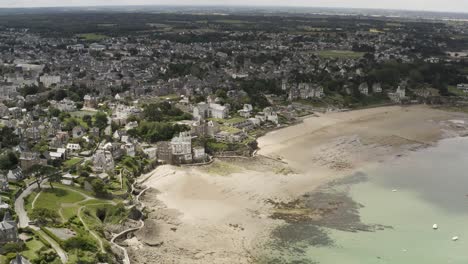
[77,205,106,253]
[37,229,68,264]
[77,200,116,254]
[110,186,150,264]
[15,181,101,263]
[14,180,46,228]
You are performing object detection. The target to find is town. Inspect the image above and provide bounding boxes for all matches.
[0,7,468,264]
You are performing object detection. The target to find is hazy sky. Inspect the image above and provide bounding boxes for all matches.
[1,0,468,13]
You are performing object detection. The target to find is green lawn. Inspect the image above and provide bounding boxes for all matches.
[76,33,107,41]
[317,50,364,59]
[448,85,466,96]
[220,126,241,133]
[208,116,247,125]
[23,238,47,260]
[69,110,97,118]
[61,205,80,220]
[63,158,83,168]
[37,188,85,206]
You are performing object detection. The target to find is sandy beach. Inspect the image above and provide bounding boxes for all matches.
[126,105,468,264]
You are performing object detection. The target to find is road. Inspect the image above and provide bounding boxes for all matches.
[14,180,46,228]
[14,179,68,263]
[37,229,68,264]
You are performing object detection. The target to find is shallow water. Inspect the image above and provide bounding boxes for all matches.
[263,137,468,264]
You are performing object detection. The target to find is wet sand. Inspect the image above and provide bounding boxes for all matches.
[127,105,468,264]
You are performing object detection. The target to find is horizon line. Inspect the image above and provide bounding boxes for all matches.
[0,4,467,15]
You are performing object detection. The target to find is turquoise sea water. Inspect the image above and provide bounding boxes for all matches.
[263,137,468,264]
[311,137,468,264]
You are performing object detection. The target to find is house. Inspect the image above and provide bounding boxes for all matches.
[67,44,85,51]
[50,132,69,148]
[215,131,247,143]
[372,83,383,93]
[359,82,369,95]
[143,147,158,159]
[19,152,46,171]
[171,132,192,164]
[125,121,138,131]
[92,150,114,172]
[89,127,100,137]
[192,147,207,162]
[123,143,136,157]
[0,197,9,210]
[0,104,9,117]
[229,119,256,131]
[23,127,41,141]
[89,43,106,51]
[8,107,22,119]
[10,254,32,264]
[457,83,468,93]
[83,95,98,109]
[0,177,9,191]
[288,83,324,100]
[72,126,86,138]
[39,75,60,88]
[49,149,66,160]
[263,107,279,125]
[388,86,407,103]
[193,102,229,120]
[111,105,142,125]
[62,173,79,186]
[156,141,172,163]
[238,104,253,118]
[66,143,81,152]
[190,120,220,138]
[102,142,124,159]
[51,98,76,112]
[0,211,17,245]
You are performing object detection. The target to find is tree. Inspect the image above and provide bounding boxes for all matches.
[1,242,25,254]
[20,84,39,97]
[45,168,61,189]
[0,127,19,148]
[33,251,60,264]
[64,236,97,251]
[82,115,93,127]
[30,208,59,225]
[93,112,108,130]
[91,178,109,197]
[48,107,61,118]
[0,151,18,171]
[26,164,57,190]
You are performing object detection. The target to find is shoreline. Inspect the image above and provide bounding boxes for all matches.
[126,105,468,263]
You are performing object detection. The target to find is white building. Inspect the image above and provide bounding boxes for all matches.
[372,83,383,93]
[238,104,253,118]
[143,147,158,159]
[39,75,61,88]
[457,83,468,93]
[192,146,206,162]
[171,132,192,163]
[51,98,76,112]
[89,43,106,51]
[66,143,81,152]
[359,83,369,95]
[193,102,229,120]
